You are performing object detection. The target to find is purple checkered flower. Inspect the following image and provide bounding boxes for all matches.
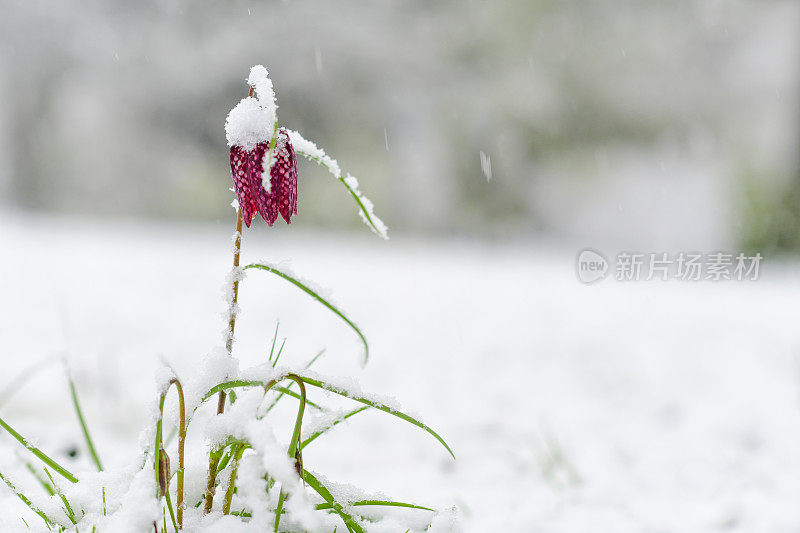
[229,129,298,227]
[226,65,298,228]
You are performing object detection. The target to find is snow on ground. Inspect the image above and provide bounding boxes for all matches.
[1,214,800,531]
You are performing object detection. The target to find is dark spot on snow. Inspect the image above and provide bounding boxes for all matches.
[66,446,79,458]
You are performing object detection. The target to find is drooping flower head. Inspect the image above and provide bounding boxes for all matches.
[225,66,298,227]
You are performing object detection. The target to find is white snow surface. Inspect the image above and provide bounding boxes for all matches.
[1,215,800,531]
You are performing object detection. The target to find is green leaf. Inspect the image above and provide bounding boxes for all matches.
[271,385,324,411]
[297,376,455,460]
[43,468,76,525]
[317,499,435,513]
[203,376,455,460]
[67,375,103,471]
[243,263,369,364]
[203,380,264,401]
[300,406,368,449]
[164,490,179,533]
[263,350,327,415]
[19,456,54,497]
[0,415,78,483]
[0,470,54,528]
[302,469,365,533]
[273,490,287,533]
[288,131,387,240]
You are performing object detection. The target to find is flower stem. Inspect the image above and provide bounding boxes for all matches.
[172,379,186,529]
[205,200,244,514]
[220,207,244,409]
[222,443,249,515]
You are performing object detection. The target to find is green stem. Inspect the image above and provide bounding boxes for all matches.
[222,443,249,515]
[273,375,306,533]
[203,450,222,514]
[206,206,244,514]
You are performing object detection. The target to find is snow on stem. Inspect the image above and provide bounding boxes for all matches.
[206,204,244,514]
[286,129,388,239]
[155,378,185,530]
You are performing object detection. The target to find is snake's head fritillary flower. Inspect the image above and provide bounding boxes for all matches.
[225,66,298,227]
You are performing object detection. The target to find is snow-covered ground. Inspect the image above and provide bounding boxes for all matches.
[1,214,800,531]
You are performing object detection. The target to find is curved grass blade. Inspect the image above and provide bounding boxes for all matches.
[67,375,103,471]
[203,377,455,459]
[236,498,435,516]
[287,129,387,239]
[302,469,364,533]
[300,406,368,450]
[204,380,264,400]
[263,350,327,415]
[0,415,78,483]
[0,470,54,529]
[244,263,369,364]
[271,385,324,411]
[317,500,435,513]
[202,381,323,414]
[297,376,455,460]
[336,174,387,240]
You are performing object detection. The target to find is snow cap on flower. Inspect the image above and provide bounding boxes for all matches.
[224,65,278,151]
[227,65,298,228]
[247,65,276,113]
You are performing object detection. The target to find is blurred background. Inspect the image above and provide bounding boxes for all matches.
[1,0,797,250]
[1,2,800,531]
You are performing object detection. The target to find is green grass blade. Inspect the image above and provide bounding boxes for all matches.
[272,338,287,367]
[302,469,364,533]
[243,263,369,364]
[67,376,103,472]
[316,499,435,512]
[304,349,326,369]
[262,350,327,414]
[0,415,78,483]
[20,456,55,497]
[300,407,368,449]
[164,490,179,532]
[288,131,387,239]
[202,377,455,459]
[336,175,387,240]
[273,490,287,533]
[268,321,280,362]
[297,376,455,460]
[203,380,264,400]
[43,468,76,525]
[0,470,54,528]
[270,385,324,411]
